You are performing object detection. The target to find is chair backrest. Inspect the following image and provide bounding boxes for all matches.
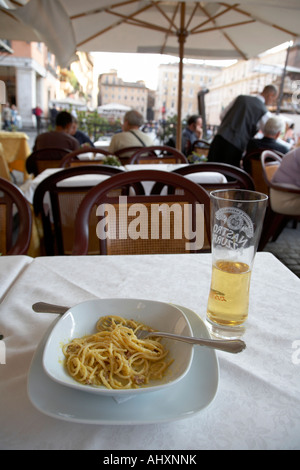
[113,147,146,165]
[72,170,211,256]
[0,177,32,255]
[129,146,188,164]
[260,150,282,187]
[242,149,284,194]
[60,147,111,168]
[169,162,255,192]
[33,165,131,255]
[26,148,71,176]
[191,139,211,157]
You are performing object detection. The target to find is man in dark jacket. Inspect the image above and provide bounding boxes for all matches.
[246,116,289,155]
[32,111,79,152]
[207,85,278,167]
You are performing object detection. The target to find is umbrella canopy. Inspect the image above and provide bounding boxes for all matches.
[1,0,300,147]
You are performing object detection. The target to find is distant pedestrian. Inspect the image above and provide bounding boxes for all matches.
[49,104,58,129]
[10,104,18,127]
[2,103,11,130]
[33,105,43,134]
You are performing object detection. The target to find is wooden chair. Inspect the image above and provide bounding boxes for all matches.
[190,139,211,158]
[33,165,131,255]
[242,149,284,194]
[258,150,300,250]
[113,147,148,165]
[0,177,32,255]
[60,147,111,168]
[128,146,188,164]
[26,148,71,176]
[170,162,255,192]
[72,170,211,256]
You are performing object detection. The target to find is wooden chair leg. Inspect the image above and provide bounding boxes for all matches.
[271,216,289,242]
[258,209,286,251]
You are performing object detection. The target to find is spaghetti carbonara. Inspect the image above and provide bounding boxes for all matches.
[63,315,172,389]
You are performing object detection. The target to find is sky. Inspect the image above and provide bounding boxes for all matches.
[91,42,291,90]
[92,51,237,90]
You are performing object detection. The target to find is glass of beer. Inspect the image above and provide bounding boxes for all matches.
[206,189,268,338]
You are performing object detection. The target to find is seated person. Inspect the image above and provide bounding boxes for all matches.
[70,119,94,147]
[270,147,300,215]
[181,115,203,156]
[108,110,154,157]
[246,116,289,155]
[32,111,79,152]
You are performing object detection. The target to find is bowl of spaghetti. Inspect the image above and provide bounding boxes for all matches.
[42,298,194,397]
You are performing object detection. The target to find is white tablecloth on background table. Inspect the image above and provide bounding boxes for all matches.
[0,252,299,450]
[125,164,227,194]
[20,168,118,204]
[21,166,227,204]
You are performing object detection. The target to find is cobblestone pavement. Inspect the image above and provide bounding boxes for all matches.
[263,221,300,278]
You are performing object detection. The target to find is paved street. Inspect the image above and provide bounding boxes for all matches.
[263,220,300,278]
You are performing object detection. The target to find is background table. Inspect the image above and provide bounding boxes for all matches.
[0,252,299,450]
[21,166,227,204]
[0,131,31,178]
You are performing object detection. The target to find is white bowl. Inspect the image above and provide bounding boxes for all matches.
[42,298,194,398]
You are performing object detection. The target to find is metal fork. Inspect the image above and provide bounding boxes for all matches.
[135,329,246,354]
[33,303,246,354]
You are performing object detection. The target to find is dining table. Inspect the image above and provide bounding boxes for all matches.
[0,130,31,179]
[0,252,299,450]
[20,164,227,205]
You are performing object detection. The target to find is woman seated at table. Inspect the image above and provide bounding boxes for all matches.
[271,146,300,214]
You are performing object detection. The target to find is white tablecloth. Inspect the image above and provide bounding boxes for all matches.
[0,255,32,302]
[0,253,300,450]
[21,166,227,204]
[20,168,117,204]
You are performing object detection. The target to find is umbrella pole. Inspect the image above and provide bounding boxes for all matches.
[176,2,186,152]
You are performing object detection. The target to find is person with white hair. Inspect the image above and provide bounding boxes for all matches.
[246,115,289,155]
[108,109,154,157]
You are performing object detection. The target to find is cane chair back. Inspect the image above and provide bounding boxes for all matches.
[170,162,255,193]
[129,146,188,164]
[33,165,132,255]
[190,139,211,158]
[242,150,284,194]
[26,148,71,176]
[0,177,32,255]
[113,147,146,165]
[60,147,111,168]
[73,170,211,256]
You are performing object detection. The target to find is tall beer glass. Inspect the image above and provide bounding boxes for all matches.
[206,189,268,338]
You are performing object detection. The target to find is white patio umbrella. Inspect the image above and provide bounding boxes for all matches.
[1,0,300,147]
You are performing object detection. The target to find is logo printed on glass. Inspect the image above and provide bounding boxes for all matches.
[213,207,254,250]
